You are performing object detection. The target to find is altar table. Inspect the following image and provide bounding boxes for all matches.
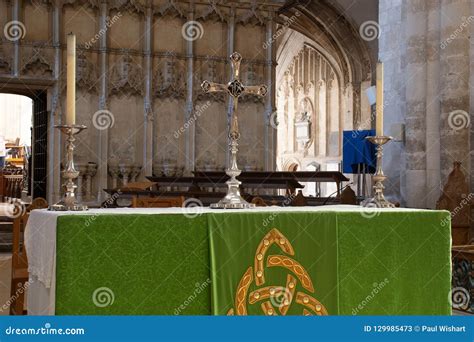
[24,206,451,315]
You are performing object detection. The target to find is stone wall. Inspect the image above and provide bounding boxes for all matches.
[380,0,472,208]
[0,0,282,203]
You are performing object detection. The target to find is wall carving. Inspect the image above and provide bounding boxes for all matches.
[21,44,54,77]
[109,50,144,97]
[0,0,372,204]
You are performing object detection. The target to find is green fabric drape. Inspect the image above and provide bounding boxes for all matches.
[54,210,451,315]
[56,214,211,315]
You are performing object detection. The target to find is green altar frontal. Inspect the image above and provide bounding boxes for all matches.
[55,210,451,315]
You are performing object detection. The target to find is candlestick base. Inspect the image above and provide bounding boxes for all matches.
[363,135,395,208]
[49,124,89,211]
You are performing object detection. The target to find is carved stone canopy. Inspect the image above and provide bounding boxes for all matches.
[21,44,54,77]
[154,55,185,99]
[75,50,98,93]
[109,50,144,96]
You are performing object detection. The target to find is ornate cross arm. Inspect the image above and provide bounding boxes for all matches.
[243,85,268,97]
[201,80,227,94]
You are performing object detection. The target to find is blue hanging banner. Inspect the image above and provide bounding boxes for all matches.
[343,129,377,174]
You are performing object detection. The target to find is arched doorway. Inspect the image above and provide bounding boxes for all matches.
[0,91,48,201]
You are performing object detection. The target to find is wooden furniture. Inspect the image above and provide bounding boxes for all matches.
[436,161,471,245]
[250,196,268,207]
[340,186,357,205]
[131,196,185,208]
[290,190,308,206]
[192,171,349,196]
[117,181,157,191]
[10,197,48,315]
[0,167,23,201]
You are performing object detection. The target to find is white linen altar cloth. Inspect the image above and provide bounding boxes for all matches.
[24,205,425,315]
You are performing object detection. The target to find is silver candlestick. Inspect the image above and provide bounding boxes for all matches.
[201,52,267,209]
[364,135,395,208]
[49,124,88,211]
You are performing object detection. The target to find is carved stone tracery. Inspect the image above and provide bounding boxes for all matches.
[109,50,144,96]
[21,44,54,76]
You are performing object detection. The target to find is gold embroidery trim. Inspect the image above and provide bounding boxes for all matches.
[228,228,328,316]
[296,292,328,316]
[254,228,295,286]
[267,255,315,293]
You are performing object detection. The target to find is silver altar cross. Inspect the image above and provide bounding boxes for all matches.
[201,52,268,209]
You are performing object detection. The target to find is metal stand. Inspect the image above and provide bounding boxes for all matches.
[363,135,395,208]
[49,124,89,211]
[210,115,255,209]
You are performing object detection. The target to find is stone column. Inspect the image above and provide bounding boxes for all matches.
[184,3,195,174]
[76,164,87,203]
[425,0,441,208]
[404,0,428,208]
[12,0,19,77]
[48,0,62,203]
[264,13,276,171]
[143,0,153,177]
[326,78,332,156]
[85,163,97,200]
[439,0,470,183]
[97,0,109,201]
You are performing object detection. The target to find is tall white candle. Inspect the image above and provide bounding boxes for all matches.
[376,62,383,136]
[66,33,76,125]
